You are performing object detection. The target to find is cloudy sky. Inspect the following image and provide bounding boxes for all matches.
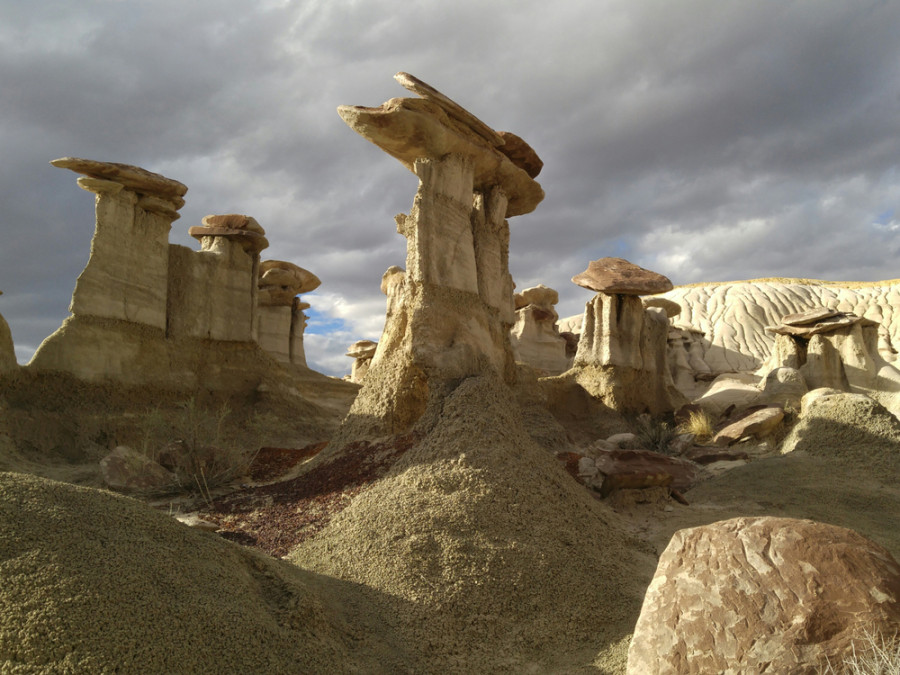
[2,1,899,376]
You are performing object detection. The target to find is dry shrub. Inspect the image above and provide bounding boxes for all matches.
[820,631,900,675]
[633,414,679,454]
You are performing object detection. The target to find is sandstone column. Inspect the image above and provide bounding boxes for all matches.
[334,72,545,437]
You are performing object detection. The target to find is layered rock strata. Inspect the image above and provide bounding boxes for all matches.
[335,73,544,437]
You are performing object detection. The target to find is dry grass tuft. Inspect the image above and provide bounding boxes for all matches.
[677,409,716,443]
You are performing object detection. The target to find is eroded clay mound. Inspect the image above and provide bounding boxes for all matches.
[0,472,403,673]
[781,392,900,467]
[664,280,900,371]
[289,374,657,673]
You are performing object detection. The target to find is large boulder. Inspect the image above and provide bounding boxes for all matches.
[627,517,900,674]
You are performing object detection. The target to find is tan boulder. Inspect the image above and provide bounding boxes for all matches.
[627,517,900,674]
[496,130,543,179]
[513,283,558,310]
[510,284,568,374]
[100,446,177,493]
[592,448,700,494]
[712,406,784,446]
[571,258,673,295]
[767,311,869,337]
[50,157,187,203]
[781,307,842,326]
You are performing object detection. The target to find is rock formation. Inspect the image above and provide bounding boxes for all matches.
[627,517,900,674]
[0,293,16,373]
[568,258,685,414]
[345,339,377,383]
[256,260,321,367]
[509,284,568,374]
[334,72,544,437]
[27,158,330,392]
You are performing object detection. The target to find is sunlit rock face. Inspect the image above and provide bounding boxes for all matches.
[336,73,544,437]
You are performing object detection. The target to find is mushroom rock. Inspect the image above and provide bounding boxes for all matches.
[642,297,681,318]
[570,260,685,414]
[44,158,189,332]
[571,258,673,296]
[333,73,539,438]
[337,72,544,218]
[257,260,320,307]
[766,311,869,338]
[189,214,269,254]
[627,517,900,674]
[346,340,378,384]
[509,284,568,375]
[256,259,318,368]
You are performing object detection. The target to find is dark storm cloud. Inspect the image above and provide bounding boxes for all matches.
[2,0,900,375]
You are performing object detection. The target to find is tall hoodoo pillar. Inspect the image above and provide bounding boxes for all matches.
[50,157,188,330]
[336,72,544,437]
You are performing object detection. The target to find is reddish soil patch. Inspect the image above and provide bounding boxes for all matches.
[248,441,328,482]
[202,434,418,557]
[556,451,585,483]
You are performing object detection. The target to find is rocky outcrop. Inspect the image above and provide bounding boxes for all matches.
[509,284,568,374]
[664,279,900,373]
[334,73,543,438]
[346,339,377,383]
[27,159,333,393]
[0,294,16,373]
[256,260,320,367]
[627,517,900,674]
[568,259,685,414]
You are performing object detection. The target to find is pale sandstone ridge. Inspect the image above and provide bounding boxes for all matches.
[567,258,685,414]
[627,517,900,674]
[663,279,900,373]
[334,73,540,437]
[510,284,568,374]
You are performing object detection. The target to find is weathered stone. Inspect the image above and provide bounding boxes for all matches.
[758,366,807,409]
[627,517,900,674]
[767,312,864,337]
[257,260,320,305]
[346,340,378,359]
[683,446,750,465]
[496,130,543,178]
[571,258,673,295]
[643,297,681,318]
[337,80,543,217]
[695,373,762,417]
[713,406,784,446]
[592,448,699,492]
[514,284,558,309]
[100,446,177,493]
[781,307,842,326]
[0,307,16,373]
[51,157,187,202]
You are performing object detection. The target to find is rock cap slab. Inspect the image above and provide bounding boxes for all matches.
[572,257,673,295]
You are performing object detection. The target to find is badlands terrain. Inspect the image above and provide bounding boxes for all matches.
[1,73,900,673]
